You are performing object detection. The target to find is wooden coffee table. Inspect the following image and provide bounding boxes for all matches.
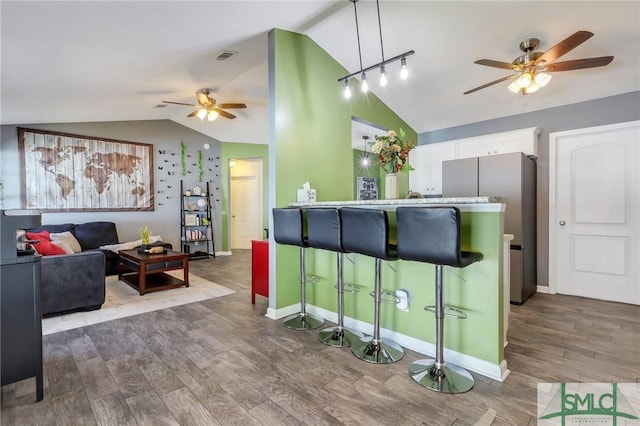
[118,249,189,295]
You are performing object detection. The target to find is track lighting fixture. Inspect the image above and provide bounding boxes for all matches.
[379,66,387,87]
[343,79,352,99]
[361,73,369,93]
[400,57,409,80]
[338,0,415,97]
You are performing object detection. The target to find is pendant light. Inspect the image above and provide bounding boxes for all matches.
[338,0,415,98]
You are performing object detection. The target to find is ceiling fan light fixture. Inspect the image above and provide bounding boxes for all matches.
[508,79,521,93]
[400,57,409,80]
[207,110,219,121]
[517,72,532,88]
[196,108,207,120]
[525,82,540,94]
[534,72,552,87]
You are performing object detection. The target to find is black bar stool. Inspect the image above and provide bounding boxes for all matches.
[340,207,404,364]
[397,206,483,394]
[272,208,324,330]
[306,208,363,347]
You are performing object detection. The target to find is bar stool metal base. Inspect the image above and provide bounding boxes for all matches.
[283,313,324,330]
[318,326,364,348]
[351,336,404,364]
[408,358,474,394]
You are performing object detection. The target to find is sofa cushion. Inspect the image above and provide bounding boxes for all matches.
[41,251,106,316]
[74,222,119,250]
[50,231,82,253]
[25,230,66,256]
[29,223,76,235]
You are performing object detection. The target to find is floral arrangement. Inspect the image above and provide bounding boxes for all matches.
[371,128,415,174]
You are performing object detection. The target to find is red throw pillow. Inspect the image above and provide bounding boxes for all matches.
[25,230,66,256]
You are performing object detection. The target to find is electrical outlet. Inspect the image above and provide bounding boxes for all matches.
[396,289,410,311]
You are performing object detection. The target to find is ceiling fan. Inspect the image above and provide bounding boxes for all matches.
[464,31,614,95]
[163,88,247,120]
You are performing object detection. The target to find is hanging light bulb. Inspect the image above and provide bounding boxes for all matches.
[534,72,552,87]
[207,110,219,121]
[196,109,207,120]
[361,72,369,93]
[400,57,409,80]
[379,66,387,87]
[360,135,370,167]
[343,79,352,99]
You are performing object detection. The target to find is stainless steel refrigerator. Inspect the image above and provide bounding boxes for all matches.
[442,152,536,304]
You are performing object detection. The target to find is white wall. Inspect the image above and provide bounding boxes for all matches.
[418,91,640,286]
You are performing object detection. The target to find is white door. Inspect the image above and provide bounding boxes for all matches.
[550,121,640,304]
[230,159,263,249]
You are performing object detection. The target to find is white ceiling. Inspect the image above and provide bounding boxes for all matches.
[2,1,639,145]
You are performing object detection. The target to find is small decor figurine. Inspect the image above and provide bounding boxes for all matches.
[192,185,202,196]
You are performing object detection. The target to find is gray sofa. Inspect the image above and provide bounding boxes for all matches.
[29,221,170,317]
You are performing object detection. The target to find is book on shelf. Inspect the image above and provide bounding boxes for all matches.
[184,214,198,226]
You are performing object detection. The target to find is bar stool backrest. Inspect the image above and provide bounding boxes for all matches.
[306,208,343,252]
[272,208,307,247]
[340,207,396,260]
[397,206,466,267]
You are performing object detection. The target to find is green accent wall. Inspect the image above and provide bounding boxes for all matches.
[220,142,269,252]
[304,210,505,364]
[271,28,416,309]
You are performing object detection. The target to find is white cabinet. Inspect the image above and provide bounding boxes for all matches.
[455,127,539,159]
[409,142,456,195]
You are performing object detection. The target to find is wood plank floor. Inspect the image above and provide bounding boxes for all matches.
[2,250,639,425]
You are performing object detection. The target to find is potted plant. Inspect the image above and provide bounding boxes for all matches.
[139,225,151,251]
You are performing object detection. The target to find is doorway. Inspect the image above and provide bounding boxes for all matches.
[230,158,264,250]
[549,121,639,304]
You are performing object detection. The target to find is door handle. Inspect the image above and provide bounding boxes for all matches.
[559,220,566,226]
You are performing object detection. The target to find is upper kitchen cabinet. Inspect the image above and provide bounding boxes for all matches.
[455,127,540,159]
[409,142,456,195]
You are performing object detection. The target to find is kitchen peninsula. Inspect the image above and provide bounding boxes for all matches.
[275,197,508,381]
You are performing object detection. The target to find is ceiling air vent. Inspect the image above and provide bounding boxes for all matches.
[214,50,238,61]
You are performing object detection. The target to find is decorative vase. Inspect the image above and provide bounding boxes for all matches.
[384,173,399,199]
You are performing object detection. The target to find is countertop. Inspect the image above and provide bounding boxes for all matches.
[290,196,506,212]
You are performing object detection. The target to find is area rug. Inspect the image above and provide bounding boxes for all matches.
[42,271,236,335]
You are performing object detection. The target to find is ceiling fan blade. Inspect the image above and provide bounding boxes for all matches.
[216,109,236,119]
[197,92,213,107]
[474,59,520,70]
[536,30,594,65]
[162,101,196,107]
[544,56,614,72]
[463,75,516,95]
[218,103,247,109]
[187,110,200,118]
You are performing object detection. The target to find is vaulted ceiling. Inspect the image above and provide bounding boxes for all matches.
[2,1,638,144]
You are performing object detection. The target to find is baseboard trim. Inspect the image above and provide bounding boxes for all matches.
[265,303,300,320]
[267,303,508,382]
[537,285,551,294]
[215,251,233,256]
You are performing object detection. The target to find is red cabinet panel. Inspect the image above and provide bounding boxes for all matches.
[251,240,269,304]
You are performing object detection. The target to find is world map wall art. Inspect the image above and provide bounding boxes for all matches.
[18,128,154,211]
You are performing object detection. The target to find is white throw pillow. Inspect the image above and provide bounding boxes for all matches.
[50,231,82,253]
